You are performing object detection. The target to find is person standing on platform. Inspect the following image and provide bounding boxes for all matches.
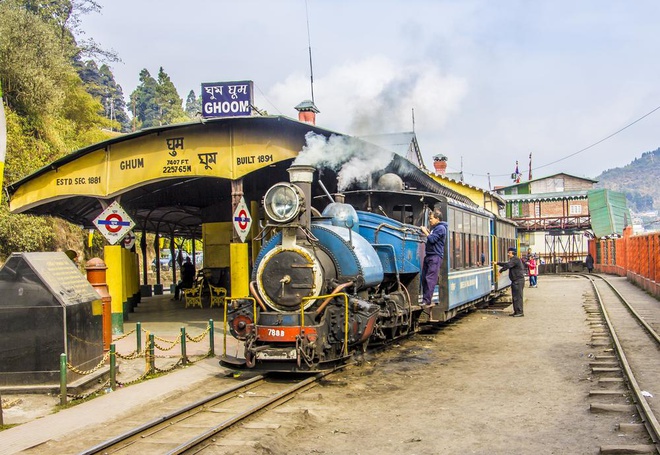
[527,255,538,287]
[495,247,525,317]
[585,253,594,273]
[420,208,448,307]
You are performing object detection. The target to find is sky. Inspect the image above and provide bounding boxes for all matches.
[79,0,660,190]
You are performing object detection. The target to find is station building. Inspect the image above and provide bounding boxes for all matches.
[7,104,339,332]
[7,96,478,334]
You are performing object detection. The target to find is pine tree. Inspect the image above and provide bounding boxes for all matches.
[185,90,201,119]
[130,69,159,129]
[131,67,188,129]
[156,67,187,125]
[98,64,130,132]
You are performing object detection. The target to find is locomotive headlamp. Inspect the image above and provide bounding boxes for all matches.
[264,183,304,223]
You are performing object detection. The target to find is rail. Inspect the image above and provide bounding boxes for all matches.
[78,369,336,455]
[581,274,660,451]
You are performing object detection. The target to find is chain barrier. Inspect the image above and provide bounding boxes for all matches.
[61,321,214,402]
[186,325,211,343]
[115,350,141,360]
[66,351,110,375]
[111,328,136,342]
[152,334,182,351]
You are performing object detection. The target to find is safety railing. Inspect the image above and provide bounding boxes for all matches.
[58,319,216,405]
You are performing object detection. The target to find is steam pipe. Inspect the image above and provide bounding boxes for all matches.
[248,281,268,311]
[317,179,335,204]
[314,281,355,317]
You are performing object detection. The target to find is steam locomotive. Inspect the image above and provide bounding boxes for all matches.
[222,164,517,371]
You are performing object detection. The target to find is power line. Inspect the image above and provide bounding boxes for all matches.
[459,102,660,178]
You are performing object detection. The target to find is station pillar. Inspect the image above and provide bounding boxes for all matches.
[230,242,249,298]
[104,245,125,334]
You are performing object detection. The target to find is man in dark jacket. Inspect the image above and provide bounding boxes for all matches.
[496,247,525,317]
[420,208,448,306]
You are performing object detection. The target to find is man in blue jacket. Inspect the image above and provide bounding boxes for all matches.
[420,208,448,307]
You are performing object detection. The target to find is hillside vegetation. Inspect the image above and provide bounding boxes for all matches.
[594,147,660,212]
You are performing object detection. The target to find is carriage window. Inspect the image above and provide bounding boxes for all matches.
[470,234,478,266]
[482,235,487,265]
[463,234,470,268]
[455,211,463,231]
[453,232,463,269]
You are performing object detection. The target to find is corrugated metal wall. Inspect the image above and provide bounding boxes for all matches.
[591,226,660,298]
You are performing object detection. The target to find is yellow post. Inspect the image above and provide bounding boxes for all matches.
[104,245,125,333]
[250,200,260,265]
[230,242,249,298]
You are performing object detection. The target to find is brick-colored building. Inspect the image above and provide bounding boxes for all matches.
[495,173,597,264]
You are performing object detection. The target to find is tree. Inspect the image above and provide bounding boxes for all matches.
[185,90,201,119]
[79,60,131,132]
[155,67,187,125]
[130,69,159,129]
[0,1,112,261]
[130,67,188,129]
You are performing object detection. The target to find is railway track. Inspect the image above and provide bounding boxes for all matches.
[581,274,660,454]
[78,370,336,455]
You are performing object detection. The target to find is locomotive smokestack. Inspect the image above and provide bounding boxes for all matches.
[287,165,315,228]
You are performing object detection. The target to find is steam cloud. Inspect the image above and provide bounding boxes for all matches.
[294,132,394,191]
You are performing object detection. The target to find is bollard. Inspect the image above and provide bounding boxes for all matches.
[209,319,215,356]
[85,258,112,350]
[181,327,187,366]
[136,322,142,354]
[110,344,116,391]
[148,333,155,375]
[59,353,67,405]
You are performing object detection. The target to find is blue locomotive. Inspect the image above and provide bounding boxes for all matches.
[222,165,516,371]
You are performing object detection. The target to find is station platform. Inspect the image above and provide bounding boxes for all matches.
[0,275,644,454]
[0,291,245,455]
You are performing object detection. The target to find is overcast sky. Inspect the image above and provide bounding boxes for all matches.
[80,0,660,190]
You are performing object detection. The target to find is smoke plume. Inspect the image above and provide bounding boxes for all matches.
[294,132,394,191]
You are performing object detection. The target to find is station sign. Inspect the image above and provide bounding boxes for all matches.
[122,231,136,249]
[93,201,135,245]
[232,197,252,243]
[201,80,253,119]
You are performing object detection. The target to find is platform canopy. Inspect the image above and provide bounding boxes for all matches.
[6,116,340,237]
[7,115,476,239]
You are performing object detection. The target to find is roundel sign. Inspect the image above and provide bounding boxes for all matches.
[232,197,252,243]
[122,231,136,249]
[93,201,136,245]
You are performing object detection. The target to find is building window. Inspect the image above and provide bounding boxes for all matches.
[569,204,582,215]
[512,204,520,217]
[535,203,540,217]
